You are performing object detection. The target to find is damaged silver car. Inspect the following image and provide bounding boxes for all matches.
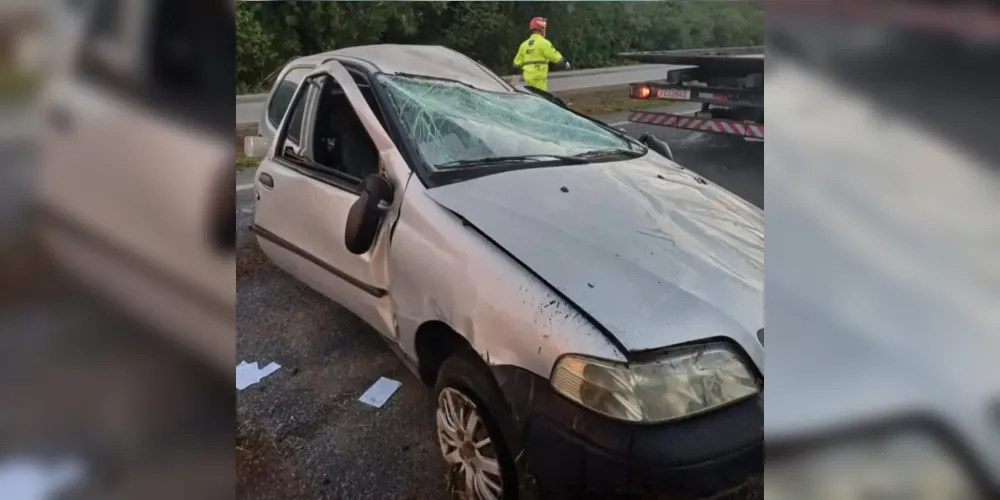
[245,44,764,499]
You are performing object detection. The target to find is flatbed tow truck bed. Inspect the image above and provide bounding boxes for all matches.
[619,46,765,140]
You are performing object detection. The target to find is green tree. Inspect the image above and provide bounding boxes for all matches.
[235,1,764,92]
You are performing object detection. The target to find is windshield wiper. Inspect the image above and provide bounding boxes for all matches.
[437,154,590,169]
[573,148,645,160]
[597,122,646,152]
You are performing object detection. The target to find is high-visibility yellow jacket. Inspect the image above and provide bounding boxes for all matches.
[513,33,565,91]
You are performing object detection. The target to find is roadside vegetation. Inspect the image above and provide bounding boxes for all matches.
[236,0,764,94]
[0,70,40,100]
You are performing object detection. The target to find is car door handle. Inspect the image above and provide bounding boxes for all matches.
[258,173,274,188]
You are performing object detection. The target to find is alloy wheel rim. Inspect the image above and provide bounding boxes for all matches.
[436,387,504,500]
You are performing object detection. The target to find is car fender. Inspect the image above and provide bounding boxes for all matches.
[387,182,626,380]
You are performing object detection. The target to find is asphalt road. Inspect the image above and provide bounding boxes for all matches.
[235,116,762,499]
[235,63,685,125]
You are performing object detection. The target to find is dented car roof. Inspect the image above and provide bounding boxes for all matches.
[294,44,515,93]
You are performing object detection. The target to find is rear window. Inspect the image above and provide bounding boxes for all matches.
[267,67,311,142]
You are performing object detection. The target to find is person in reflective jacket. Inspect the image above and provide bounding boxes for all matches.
[513,17,570,92]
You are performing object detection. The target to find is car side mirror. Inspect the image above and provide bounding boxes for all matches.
[244,136,270,159]
[641,133,674,161]
[344,175,394,255]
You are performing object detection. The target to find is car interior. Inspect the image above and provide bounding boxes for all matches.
[309,79,383,184]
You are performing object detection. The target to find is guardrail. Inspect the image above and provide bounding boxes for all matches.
[235,63,673,103]
[622,45,765,56]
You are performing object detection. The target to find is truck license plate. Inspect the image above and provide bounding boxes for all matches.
[657,88,691,100]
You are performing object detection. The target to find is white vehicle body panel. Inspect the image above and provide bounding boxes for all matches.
[766,58,1000,485]
[425,156,764,363]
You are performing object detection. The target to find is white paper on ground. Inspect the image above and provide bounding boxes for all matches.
[358,377,402,408]
[236,361,281,390]
[0,457,84,500]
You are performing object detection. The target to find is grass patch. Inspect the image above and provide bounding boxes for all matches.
[560,87,675,116]
[236,156,260,170]
[0,71,41,99]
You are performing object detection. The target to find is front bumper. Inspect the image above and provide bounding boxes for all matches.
[492,366,763,498]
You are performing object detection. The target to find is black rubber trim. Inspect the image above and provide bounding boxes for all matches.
[250,223,386,298]
[328,61,431,190]
[34,203,232,319]
[273,156,362,195]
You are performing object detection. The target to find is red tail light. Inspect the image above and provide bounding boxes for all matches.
[632,85,651,99]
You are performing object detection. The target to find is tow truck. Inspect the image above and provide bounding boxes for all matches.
[620,46,765,141]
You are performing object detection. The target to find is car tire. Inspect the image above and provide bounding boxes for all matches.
[433,348,524,500]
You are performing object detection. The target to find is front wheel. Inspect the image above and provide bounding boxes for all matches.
[434,350,522,500]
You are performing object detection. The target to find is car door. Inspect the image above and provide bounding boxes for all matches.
[252,60,407,339]
[37,0,236,369]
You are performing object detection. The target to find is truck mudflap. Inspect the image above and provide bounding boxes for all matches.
[627,110,765,140]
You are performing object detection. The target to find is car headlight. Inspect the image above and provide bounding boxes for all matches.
[765,432,978,500]
[549,343,759,423]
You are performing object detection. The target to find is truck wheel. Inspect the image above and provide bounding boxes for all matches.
[434,349,522,500]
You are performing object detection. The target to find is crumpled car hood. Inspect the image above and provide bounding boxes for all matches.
[426,154,764,365]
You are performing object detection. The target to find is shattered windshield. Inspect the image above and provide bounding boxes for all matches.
[376,74,638,169]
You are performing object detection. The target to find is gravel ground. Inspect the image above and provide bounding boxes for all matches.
[235,118,763,499]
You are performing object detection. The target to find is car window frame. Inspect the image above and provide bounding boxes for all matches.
[303,75,384,189]
[340,66,428,188]
[363,72,440,188]
[270,66,390,195]
[271,74,351,190]
[265,58,433,193]
[265,65,313,147]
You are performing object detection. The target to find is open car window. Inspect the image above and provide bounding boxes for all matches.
[267,67,310,137]
[376,75,636,169]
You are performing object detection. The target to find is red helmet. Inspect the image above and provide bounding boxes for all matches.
[529,17,547,32]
